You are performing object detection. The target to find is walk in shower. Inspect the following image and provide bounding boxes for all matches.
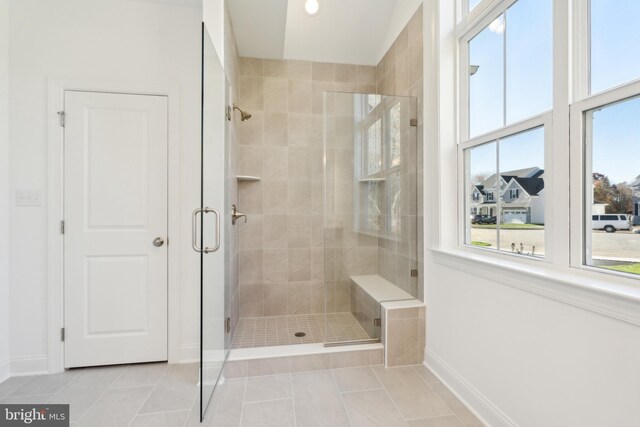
[231,90,419,349]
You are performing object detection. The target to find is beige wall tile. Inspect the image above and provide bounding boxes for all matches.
[287,60,312,80]
[238,181,263,214]
[263,77,288,112]
[239,214,263,250]
[288,147,311,182]
[312,62,335,81]
[237,145,263,177]
[240,283,264,317]
[237,111,264,145]
[239,250,263,285]
[357,66,376,85]
[263,215,288,248]
[289,354,330,372]
[335,64,357,83]
[264,283,288,316]
[287,215,312,248]
[312,81,335,114]
[288,80,312,113]
[264,112,288,146]
[263,181,288,214]
[310,248,324,282]
[263,248,288,284]
[263,146,288,182]
[263,59,287,78]
[310,281,324,313]
[288,248,311,282]
[287,281,311,314]
[330,350,371,369]
[247,357,290,376]
[240,57,263,76]
[288,181,311,214]
[239,76,263,111]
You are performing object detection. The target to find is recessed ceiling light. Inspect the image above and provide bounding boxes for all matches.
[305,0,320,16]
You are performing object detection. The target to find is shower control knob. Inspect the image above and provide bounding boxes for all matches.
[153,237,165,247]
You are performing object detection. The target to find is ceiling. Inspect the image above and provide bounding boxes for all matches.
[228,0,422,66]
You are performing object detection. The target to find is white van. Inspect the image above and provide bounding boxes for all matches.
[592,214,631,233]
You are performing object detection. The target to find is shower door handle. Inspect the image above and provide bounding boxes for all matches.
[192,207,221,253]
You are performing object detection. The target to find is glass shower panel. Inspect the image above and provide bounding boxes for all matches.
[200,25,230,420]
[324,92,418,346]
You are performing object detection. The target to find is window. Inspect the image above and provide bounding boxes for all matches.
[580,94,640,275]
[590,0,640,94]
[357,97,411,237]
[461,0,551,259]
[566,1,640,279]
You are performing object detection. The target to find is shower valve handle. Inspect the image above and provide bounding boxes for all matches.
[231,204,247,225]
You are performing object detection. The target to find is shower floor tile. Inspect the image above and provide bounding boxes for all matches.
[231,313,372,349]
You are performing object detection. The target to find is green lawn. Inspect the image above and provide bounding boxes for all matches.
[471,241,492,247]
[602,263,640,275]
[472,224,544,230]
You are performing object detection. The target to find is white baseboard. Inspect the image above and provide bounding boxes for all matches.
[10,354,49,377]
[0,360,10,383]
[179,343,199,364]
[425,348,517,427]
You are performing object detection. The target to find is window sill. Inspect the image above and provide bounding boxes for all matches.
[430,248,640,327]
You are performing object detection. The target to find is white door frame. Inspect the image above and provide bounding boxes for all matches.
[47,78,182,373]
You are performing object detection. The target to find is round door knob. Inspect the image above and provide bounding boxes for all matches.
[153,237,165,247]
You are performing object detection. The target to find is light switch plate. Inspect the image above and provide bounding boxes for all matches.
[15,189,43,207]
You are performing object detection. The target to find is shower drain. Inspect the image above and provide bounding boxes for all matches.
[294,332,306,337]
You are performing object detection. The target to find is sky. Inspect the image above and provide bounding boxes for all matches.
[468,0,640,185]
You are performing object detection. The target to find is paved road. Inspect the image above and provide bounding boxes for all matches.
[470,228,640,261]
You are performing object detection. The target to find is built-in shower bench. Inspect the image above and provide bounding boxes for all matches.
[350,274,425,367]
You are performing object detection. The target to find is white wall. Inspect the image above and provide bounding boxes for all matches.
[203,0,224,63]
[8,0,202,373]
[423,1,640,426]
[0,0,11,382]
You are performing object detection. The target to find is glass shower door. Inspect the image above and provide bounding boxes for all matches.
[324,92,418,346]
[199,24,230,421]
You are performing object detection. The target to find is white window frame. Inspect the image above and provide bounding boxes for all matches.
[457,0,555,261]
[429,0,640,329]
[459,114,553,258]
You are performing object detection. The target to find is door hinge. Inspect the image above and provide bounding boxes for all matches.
[57,111,65,127]
[60,220,65,234]
[410,269,418,277]
[225,317,231,334]
[409,118,418,127]
[60,327,65,342]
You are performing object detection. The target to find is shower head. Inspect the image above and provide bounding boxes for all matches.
[233,105,252,121]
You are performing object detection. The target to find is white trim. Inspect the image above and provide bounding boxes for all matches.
[569,79,640,274]
[47,78,182,373]
[426,349,516,427]
[10,354,49,377]
[0,360,10,383]
[432,249,640,327]
[179,343,200,364]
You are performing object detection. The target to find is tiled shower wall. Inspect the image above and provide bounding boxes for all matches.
[235,58,378,317]
[235,5,425,318]
[376,6,424,301]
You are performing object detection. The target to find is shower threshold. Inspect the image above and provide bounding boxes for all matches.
[324,338,381,347]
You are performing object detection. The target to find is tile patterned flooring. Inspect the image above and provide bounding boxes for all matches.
[231,313,372,349]
[0,362,484,427]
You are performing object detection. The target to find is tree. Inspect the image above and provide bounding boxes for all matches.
[592,172,633,214]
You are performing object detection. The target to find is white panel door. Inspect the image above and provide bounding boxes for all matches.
[64,91,168,368]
